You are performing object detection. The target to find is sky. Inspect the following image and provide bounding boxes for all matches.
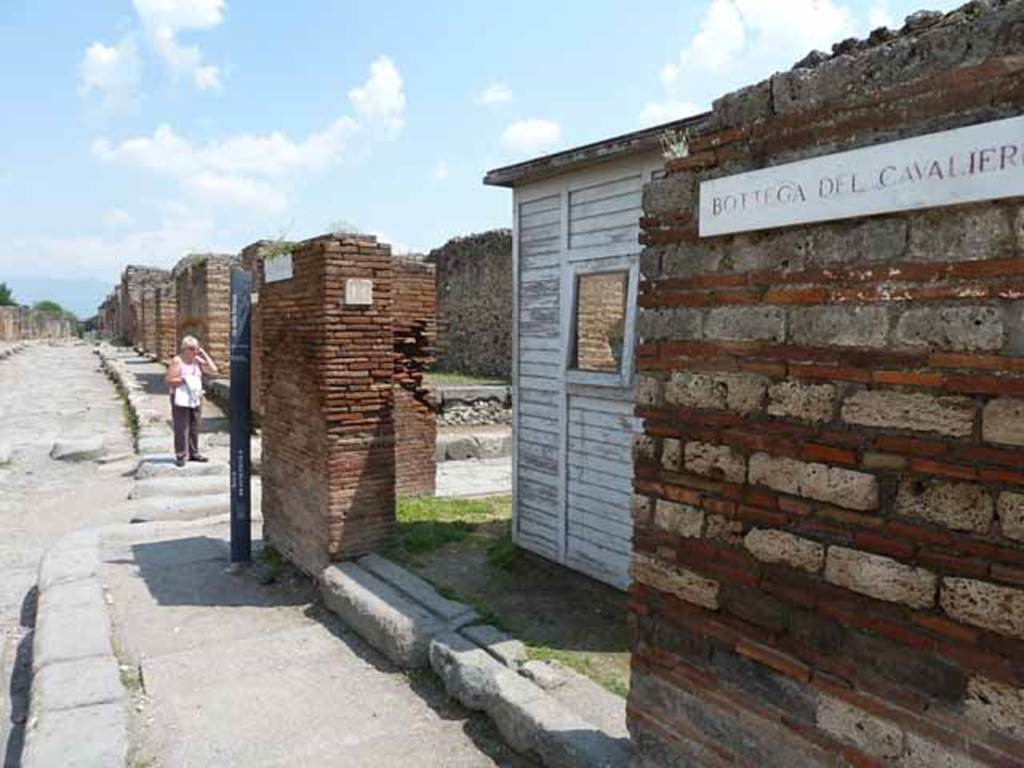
[0,0,962,317]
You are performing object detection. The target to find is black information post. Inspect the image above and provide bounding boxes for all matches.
[229,269,252,563]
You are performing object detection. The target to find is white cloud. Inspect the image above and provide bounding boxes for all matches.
[347,56,405,138]
[14,208,218,281]
[132,0,225,90]
[91,56,404,213]
[638,100,702,127]
[645,0,863,123]
[868,1,894,28]
[433,161,450,181]
[104,208,134,226]
[500,119,562,155]
[79,37,142,109]
[477,82,512,105]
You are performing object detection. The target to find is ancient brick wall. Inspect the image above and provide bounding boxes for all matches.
[427,230,512,378]
[630,4,1024,767]
[174,254,235,377]
[154,279,177,362]
[393,257,437,497]
[260,234,396,574]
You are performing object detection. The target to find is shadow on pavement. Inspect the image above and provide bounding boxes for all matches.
[123,534,537,766]
[3,588,37,768]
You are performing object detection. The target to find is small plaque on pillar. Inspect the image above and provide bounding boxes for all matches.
[344,278,374,306]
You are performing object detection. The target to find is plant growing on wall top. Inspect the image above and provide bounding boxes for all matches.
[660,128,690,161]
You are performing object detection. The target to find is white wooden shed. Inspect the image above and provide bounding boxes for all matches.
[484,117,707,589]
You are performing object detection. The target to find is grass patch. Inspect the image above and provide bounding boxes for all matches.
[425,371,510,387]
[526,646,629,699]
[259,544,285,585]
[385,496,511,563]
[485,531,520,569]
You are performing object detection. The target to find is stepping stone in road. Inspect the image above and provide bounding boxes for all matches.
[49,438,107,462]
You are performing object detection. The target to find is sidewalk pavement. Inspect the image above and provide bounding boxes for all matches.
[102,518,531,767]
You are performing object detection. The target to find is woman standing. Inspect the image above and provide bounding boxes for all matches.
[165,336,219,467]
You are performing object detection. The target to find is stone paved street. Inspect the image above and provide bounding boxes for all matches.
[1,343,531,767]
[0,342,135,766]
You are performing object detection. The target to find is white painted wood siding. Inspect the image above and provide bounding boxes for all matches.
[512,153,660,589]
[516,193,562,560]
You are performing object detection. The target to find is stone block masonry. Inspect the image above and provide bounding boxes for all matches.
[260,234,396,575]
[427,230,511,379]
[0,306,75,340]
[392,257,437,497]
[173,254,236,378]
[629,3,1024,767]
[119,265,168,347]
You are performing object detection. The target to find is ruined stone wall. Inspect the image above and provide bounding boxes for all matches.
[428,230,512,378]
[174,254,235,377]
[630,4,1024,766]
[120,266,167,347]
[140,284,158,355]
[393,257,437,497]
[0,306,75,340]
[154,279,177,362]
[260,235,395,574]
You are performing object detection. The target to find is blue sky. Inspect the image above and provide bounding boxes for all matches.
[0,0,960,316]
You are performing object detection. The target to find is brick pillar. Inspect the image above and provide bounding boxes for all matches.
[260,234,395,574]
[393,257,437,497]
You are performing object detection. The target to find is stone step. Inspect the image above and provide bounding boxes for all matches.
[319,556,477,669]
[129,475,228,499]
[126,493,231,523]
[134,456,228,480]
[430,632,632,768]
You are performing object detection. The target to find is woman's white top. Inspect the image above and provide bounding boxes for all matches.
[173,359,203,409]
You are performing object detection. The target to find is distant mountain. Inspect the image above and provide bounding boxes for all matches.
[3,276,115,320]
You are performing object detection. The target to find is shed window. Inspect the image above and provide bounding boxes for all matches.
[571,271,628,373]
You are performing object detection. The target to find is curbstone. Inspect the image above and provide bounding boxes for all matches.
[430,632,632,767]
[21,701,128,768]
[461,624,527,669]
[27,526,130,768]
[320,562,449,668]
[37,545,100,592]
[33,601,113,670]
[357,554,478,626]
[30,655,126,716]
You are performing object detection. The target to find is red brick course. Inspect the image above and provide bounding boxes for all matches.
[629,4,1024,766]
[260,235,396,574]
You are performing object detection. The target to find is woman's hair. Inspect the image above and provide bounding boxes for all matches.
[180,335,200,351]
